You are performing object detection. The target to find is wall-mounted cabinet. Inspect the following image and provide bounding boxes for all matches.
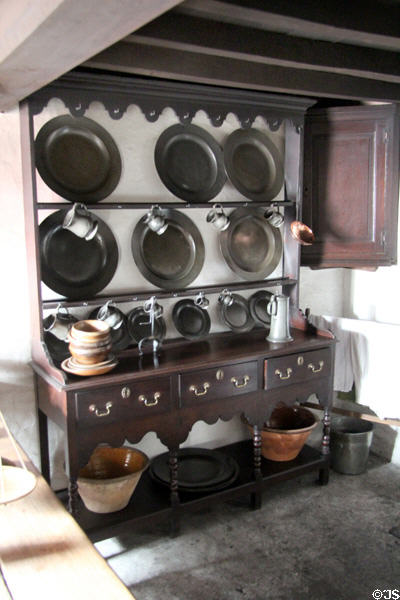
[302,104,400,269]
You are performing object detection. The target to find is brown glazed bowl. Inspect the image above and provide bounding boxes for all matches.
[78,446,149,513]
[249,406,318,462]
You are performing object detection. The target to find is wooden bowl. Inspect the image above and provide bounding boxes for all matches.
[70,320,111,343]
[77,446,149,513]
[249,406,318,462]
[68,340,112,365]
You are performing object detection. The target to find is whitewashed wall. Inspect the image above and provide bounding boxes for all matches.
[299,219,400,464]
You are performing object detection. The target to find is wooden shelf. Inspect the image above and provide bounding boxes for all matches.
[41,278,298,309]
[56,441,328,543]
[37,201,296,210]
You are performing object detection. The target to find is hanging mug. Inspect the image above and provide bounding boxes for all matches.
[218,289,234,307]
[62,203,98,240]
[97,300,124,330]
[43,305,74,341]
[264,208,284,228]
[144,205,168,235]
[206,204,230,231]
[194,291,209,309]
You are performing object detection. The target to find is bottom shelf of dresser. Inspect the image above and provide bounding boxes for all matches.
[57,441,328,543]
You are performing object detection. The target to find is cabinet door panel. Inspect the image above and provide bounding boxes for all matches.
[302,105,399,268]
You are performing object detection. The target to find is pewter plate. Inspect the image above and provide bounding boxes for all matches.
[218,293,255,333]
[149,448,239,492]
[248,290,273,326]
[154,124,226,202]
[172,299,210,340]
[219,207,282,280]
[126,307,166,344]
[39,210,119,299]
[224,128,283,202]
[35,115,122,203]
[131,209,205,289]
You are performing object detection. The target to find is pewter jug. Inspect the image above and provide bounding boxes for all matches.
[266,294,293,343]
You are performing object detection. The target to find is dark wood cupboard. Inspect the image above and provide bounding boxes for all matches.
[302,104,400,269]
[21,71,335,541]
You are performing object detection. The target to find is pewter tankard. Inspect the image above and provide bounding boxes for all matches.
[266,294,293,343]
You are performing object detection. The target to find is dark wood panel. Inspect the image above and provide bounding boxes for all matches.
[85,40,400,102]
[132,12,400,83]
[176,0,400,50]
[302,104,400,268]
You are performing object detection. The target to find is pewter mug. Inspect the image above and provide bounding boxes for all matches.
[206,204,230,231]
[43,305,74,341]
[266,294,293,343]
[97,300,124,330]
[144,205,168,235]
[62,203,98,240]
[264,208,284,228]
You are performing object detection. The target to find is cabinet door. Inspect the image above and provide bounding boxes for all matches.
[302,104,399,269]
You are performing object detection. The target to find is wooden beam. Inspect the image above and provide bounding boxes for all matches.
[131,12,400,83]
[0,0,183,111]
[84,40,400,102]
[177,0,400,51]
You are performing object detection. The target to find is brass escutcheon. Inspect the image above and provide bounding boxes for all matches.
[121,386,131,399]
[216,369,224,381]
[297,356,304,366]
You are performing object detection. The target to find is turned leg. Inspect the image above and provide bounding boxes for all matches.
[38,409,50,483]
[68,476,79,515]
[251,424,263,510]
[168,448,180,537]
[319,406,331,485]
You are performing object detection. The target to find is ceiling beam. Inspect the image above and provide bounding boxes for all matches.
[130,12,400,84]
[177,0,400,51]
[84,40,400,102]
[0,0,183,111]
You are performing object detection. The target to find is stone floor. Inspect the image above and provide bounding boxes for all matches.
[96,455,400,600]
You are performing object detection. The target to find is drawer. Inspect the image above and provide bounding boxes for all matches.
[180,361,258,406]
[264,348,331,390]
[75,376,172,426]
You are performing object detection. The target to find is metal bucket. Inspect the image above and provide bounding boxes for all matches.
[330,417,373,475]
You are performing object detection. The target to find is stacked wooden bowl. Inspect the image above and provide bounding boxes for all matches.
[62,320,118,376]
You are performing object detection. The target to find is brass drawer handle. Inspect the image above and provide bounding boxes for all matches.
[89,401,113,417]
[308,361,324,374]
[189,382,210,396]
[231,375,250,388]
[138,392,160,407]
[275,368,292,380]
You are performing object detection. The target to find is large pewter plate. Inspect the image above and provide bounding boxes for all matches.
[35,115,122,203]
[39,210,118,299]
[154,124,226,202]
[131,209,205,289]
[224,129,283,202]
[220,207,282,280]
